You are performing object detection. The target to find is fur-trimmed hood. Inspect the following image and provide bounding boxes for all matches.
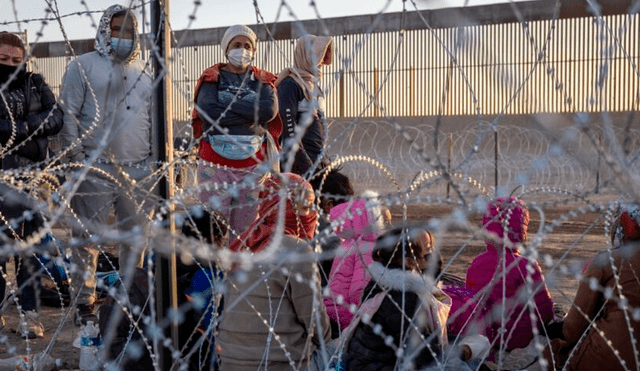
[367,262,452,343]
[368,261,440,295]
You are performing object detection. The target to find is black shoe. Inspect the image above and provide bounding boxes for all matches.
[74,304,98,326]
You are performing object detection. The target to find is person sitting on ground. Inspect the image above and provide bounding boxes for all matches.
[346,226,490,371]
[465,196,554,354]
[176,208,229,370]
[544,204,640,371]
[309,167,355,286]
[99,208,229,371]
[323,190,387,337]
[218,173,331,371]
[418,224,482,340]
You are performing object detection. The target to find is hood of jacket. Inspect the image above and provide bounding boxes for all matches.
[95,4,141,63]
[329,190,385,243]
[483,196,529,253]
[367,261,451,342]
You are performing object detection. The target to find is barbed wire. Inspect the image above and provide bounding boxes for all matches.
[0,0,639,371]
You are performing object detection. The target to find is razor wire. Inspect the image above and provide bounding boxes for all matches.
[0,0,639,371]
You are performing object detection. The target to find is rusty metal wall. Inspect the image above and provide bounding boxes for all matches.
[31,13,640,122]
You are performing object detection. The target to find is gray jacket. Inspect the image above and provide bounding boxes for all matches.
[218,235,331,371]
[59,4,154,164]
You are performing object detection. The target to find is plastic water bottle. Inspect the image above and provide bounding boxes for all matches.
[0,355,30,371]
[330,351,346,371]
[331,360,346,371]
[77,321,102,371]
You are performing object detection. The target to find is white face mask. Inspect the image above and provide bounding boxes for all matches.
[227,48,253,69]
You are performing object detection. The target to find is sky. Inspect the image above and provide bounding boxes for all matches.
[1,0,522,43]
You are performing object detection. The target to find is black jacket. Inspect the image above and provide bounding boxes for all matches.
[277,76,329,175]
[1,72,64,168]
[0,72,62,241]
[347,263,443,371]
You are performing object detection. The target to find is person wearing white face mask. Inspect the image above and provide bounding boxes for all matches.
[192,24,282,236]
[59,4,156,327]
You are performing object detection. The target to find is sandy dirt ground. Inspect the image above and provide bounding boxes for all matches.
[0,197,614,370]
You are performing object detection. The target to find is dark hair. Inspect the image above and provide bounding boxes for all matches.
[0,32,25,55]
[181,209,229,247]
[309,168,354,206]
[374,227,415,265]
[374,226,442,277]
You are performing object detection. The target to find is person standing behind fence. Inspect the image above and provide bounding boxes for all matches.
[0,31,63,338]
[191,25,282,236]
[58,4,156,326]
[275,34,332,176]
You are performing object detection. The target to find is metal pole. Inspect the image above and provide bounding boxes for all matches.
[151,1,178,370]
[447,132,452,199]
[595,133,601,194]
[339,71,344,117]
[373,67,379,117]
[494,130,498,196]
[409,65,415,116]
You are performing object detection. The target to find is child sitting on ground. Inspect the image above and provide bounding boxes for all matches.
[346,227,490,371]
[410,227,481,340]
[465,196,554,354]
[323,190,387,337]
[309,168,355,287]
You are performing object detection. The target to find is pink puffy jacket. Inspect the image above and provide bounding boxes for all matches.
[323,194,385,330]
[466,197,554,351]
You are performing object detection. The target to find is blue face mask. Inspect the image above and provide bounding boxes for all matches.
[111,37,134,60]
[209,134,264,160]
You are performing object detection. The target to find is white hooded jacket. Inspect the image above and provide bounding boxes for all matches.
[59,4,154,164]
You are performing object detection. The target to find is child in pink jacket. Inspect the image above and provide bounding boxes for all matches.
[323,191,387,334]
[465,196,554,352]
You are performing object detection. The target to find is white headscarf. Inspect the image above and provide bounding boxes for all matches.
[275,34,333,100]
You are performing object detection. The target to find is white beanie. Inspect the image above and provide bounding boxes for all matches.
[220,25,257,54]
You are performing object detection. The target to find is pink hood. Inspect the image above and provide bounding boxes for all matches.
[482,196,529,252]
[329,192,385,243]
[324,191,385,330]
